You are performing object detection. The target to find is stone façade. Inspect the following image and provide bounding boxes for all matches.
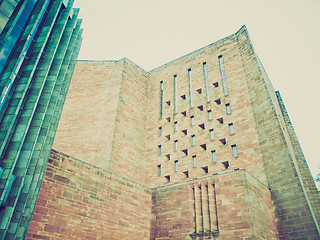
[28,26,320,239]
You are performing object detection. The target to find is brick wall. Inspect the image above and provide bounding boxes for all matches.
[236,26,320,238]
[27,149,152,240]
[146,27,267,187]
[53,61,124,168]
[151,170,278,239]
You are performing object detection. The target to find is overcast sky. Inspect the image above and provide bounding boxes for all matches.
[73,0,320,177]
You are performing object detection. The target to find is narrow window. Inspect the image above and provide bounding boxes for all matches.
[158,127,162,136]
[229,123,235,135]
[208,110,212,120]
[192,155,197,168]
[174,75,177,114]
[190,116,194,126]
[211,150,217,163]
[174,121,178,132]
[209,129,214,141]
[160,81,163,118]
[218,55,228,96]
[188,68,193,108]
[226,103,231,114]
[158,145,161,155]
[203,62,211,102]
[232,145,238,158]
[174,160,178,172]
[157,165,161,176]
[191,135,196,146]
[174,140,178,151]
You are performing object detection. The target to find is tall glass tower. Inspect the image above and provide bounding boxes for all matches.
[0,0,82,239]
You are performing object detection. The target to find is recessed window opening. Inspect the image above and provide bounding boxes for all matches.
[191,135,196,146]
[232,145,238,158]
[217,117,223,124]
[166,100,171,106]
[174,160,178,172]
[165,154,170,161]
[213,82,219,88]
[165,175,170,183]
[229,123,235,135]
[166,117,171,122]
[160,81,163,119]
[197,105,203,111]
[219,138,226,145]
[174,75,177,114]
[203,62,211,102]
[209,129,214,141]
[222,161,229,169]
[181,94,186,100]
[157,165,161,176]
[200,144,207,150]
[181,111,187,117]
[199,123,205,130]
[226,103,231,114]
[208,110,213,120]
[182,129,187,135]
[165,134,170,140]
[182,149,188,156]
[201,166,208,174]
[174,140,178,151]
[158,145,161,155]
[192,155,197,168]
[174,121,178,132]
[183,171,189,178]
[158,127,162,136]
[190,116,195,126]
[211,150,217,163]
[196,88,202,94]
[218,55,229,96]
[188,68,193,108]
[215,99,221,105]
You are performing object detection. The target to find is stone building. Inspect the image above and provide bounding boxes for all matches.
[27,26,320,239]
[0,0,82,239]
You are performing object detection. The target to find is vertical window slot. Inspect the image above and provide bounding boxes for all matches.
[174,75,177,114]
[160,81,163,119]
[232,145,238,158]
[188,68,193,108]
[203,62,211,102]
[218,55,228,96]
[211,150,217,163]
[226,103,231,114]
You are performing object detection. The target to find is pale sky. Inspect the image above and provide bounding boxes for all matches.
[73,0,320,177]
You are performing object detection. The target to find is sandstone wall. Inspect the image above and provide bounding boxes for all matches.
[27,149,152,240]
